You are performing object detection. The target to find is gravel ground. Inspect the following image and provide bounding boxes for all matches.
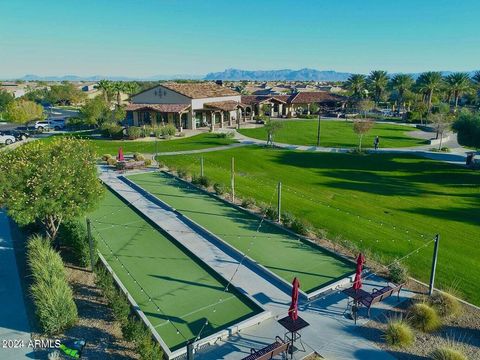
[358,281,480,360]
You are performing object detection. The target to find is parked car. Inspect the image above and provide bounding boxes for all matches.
[0,132,16,145]
[2,129,30,141]
[51,119,66,130]
[34,120,51,132]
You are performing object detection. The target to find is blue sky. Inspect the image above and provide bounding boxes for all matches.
[0,0,479,77]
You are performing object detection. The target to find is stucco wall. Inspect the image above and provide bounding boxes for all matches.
[131,85,191,104]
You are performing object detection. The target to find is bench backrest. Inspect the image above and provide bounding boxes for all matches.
[370,283,404,305]
[242,342,289,360]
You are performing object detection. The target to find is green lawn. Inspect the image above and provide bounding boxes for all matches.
[90,189,260,351]
[128,172,354,294]
[238,120,426,148]
[155,147,480,305]
[42,132,236,155]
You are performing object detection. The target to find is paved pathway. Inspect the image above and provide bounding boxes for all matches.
[0,211,31,359]
[100,169,414,359]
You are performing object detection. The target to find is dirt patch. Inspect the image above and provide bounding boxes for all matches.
[358,283,480,360]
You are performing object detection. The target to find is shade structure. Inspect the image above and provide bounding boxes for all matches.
[353,253,365,290]
[288,277,300,321]
[117,147,124,161]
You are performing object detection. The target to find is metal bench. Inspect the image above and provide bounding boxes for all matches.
[359,283,404,317]
[241,336,290,360]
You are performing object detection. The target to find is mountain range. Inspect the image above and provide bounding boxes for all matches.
[6,68,479,82]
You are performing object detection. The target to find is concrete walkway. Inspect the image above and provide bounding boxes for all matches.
[0,211,31,359]
[100,169,414,359]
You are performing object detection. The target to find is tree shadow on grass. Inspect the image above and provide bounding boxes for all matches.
[403,204,480,227]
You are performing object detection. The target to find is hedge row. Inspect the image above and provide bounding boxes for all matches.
[27,235,78,334]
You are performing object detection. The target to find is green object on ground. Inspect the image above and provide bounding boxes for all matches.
[154,146,480,306]
[89,190,260,351]
[59,344,80,358]
[238,120,426,148]
[42,132,236,154]
[128,172,354,294]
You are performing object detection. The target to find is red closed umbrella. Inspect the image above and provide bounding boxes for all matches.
[353,253,365,291]
[117,147,124,161]
[288,277,300,321]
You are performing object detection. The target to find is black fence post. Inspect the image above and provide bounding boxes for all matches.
[429,234,440,296]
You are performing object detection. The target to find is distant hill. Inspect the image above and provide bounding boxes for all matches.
[204,68,353,81]
[16,74,203,82]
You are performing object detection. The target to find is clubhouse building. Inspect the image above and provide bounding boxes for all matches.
[126,82,346,130]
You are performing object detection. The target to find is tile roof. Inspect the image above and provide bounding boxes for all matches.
[125,103,190,113]
[161,82,240,99]
[289,91,346,104]
[241,95,290,105]
[204,101,241,111]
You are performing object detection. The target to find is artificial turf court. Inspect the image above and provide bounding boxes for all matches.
[127,172,354,294]
[89,189,260,351]
[155,147,480,306]
[238,119,426,148]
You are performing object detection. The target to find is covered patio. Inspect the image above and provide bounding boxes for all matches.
[125,103,191,131]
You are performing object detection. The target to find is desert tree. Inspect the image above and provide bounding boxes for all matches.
[353,120,375,151]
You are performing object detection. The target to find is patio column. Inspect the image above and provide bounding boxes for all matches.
[202,112,207,127]
[278,103,283,117]
[133,111,139,126]
[220,112,224,128]
[307,103,311,115]
[228,112,233,127]
[188,110,195,130]
[210,111,215,132]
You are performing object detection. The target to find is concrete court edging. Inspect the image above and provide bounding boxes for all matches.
[101,180,272,359]
[121,172,357,301]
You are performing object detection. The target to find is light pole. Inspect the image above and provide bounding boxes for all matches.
[316,114,321,147]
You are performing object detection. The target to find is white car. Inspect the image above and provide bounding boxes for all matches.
[34,120,51,132]
[0,132,16,145]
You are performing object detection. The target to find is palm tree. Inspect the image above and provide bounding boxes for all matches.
[444,72,472,109]
[111,82,127,107]
[390,74,414,111]
[367,70,389,105]
[473,71,480,86]
[95,79,114,103]
[123,82,140,97]
[345,74,366,99]
[415,71,443,111]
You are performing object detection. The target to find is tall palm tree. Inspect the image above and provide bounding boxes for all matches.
[124,82,140,97]
[367,70,389,105]
[473,71,480,86]
[415,71,443,111]
[95,79,114,103]
[345,74,366,99]
[111,82,127,107]
[445,72,472,109]
[390,74,414,111]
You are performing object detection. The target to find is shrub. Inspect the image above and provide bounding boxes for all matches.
[133,153,145,161]
[144,159,152,167]
[101,123,124,139]
[127,126,142,140]
[241,197,256,209]
[430,347,467,360]
[430,292,461,318]
[297,114,317,119]
[58,221,97,267]
[261,204,278,221]
[177,132,186,137]
[408,303,441,332]
[388,261,409,284]
[122,317,144,342]
[383,319,414,348]
[177,168,189,179]
[160,124,176,138]
[192,175,210,188]
[102,154,112,161]
[290,217,311,235]
[27,235,78,334]
[107,157,117,166]
[213,183,227,195]
[217,132,235,139]
[110,289,131,324]
[281,212,295,227]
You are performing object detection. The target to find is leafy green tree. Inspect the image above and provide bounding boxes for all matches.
[367,70,389,105]
[345,74,366,99]
[0,89,14,112]
[416,72,444,111]
[452,111,480,149]
[444,72,472,109]
[79,97,110,126]
[47,83,85,105]
[352,120,374,151]
[390,74,414,111]
[4,99,44,124]
[112,106,126,122]
[0,138,104,241]
[264,118,282,146]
